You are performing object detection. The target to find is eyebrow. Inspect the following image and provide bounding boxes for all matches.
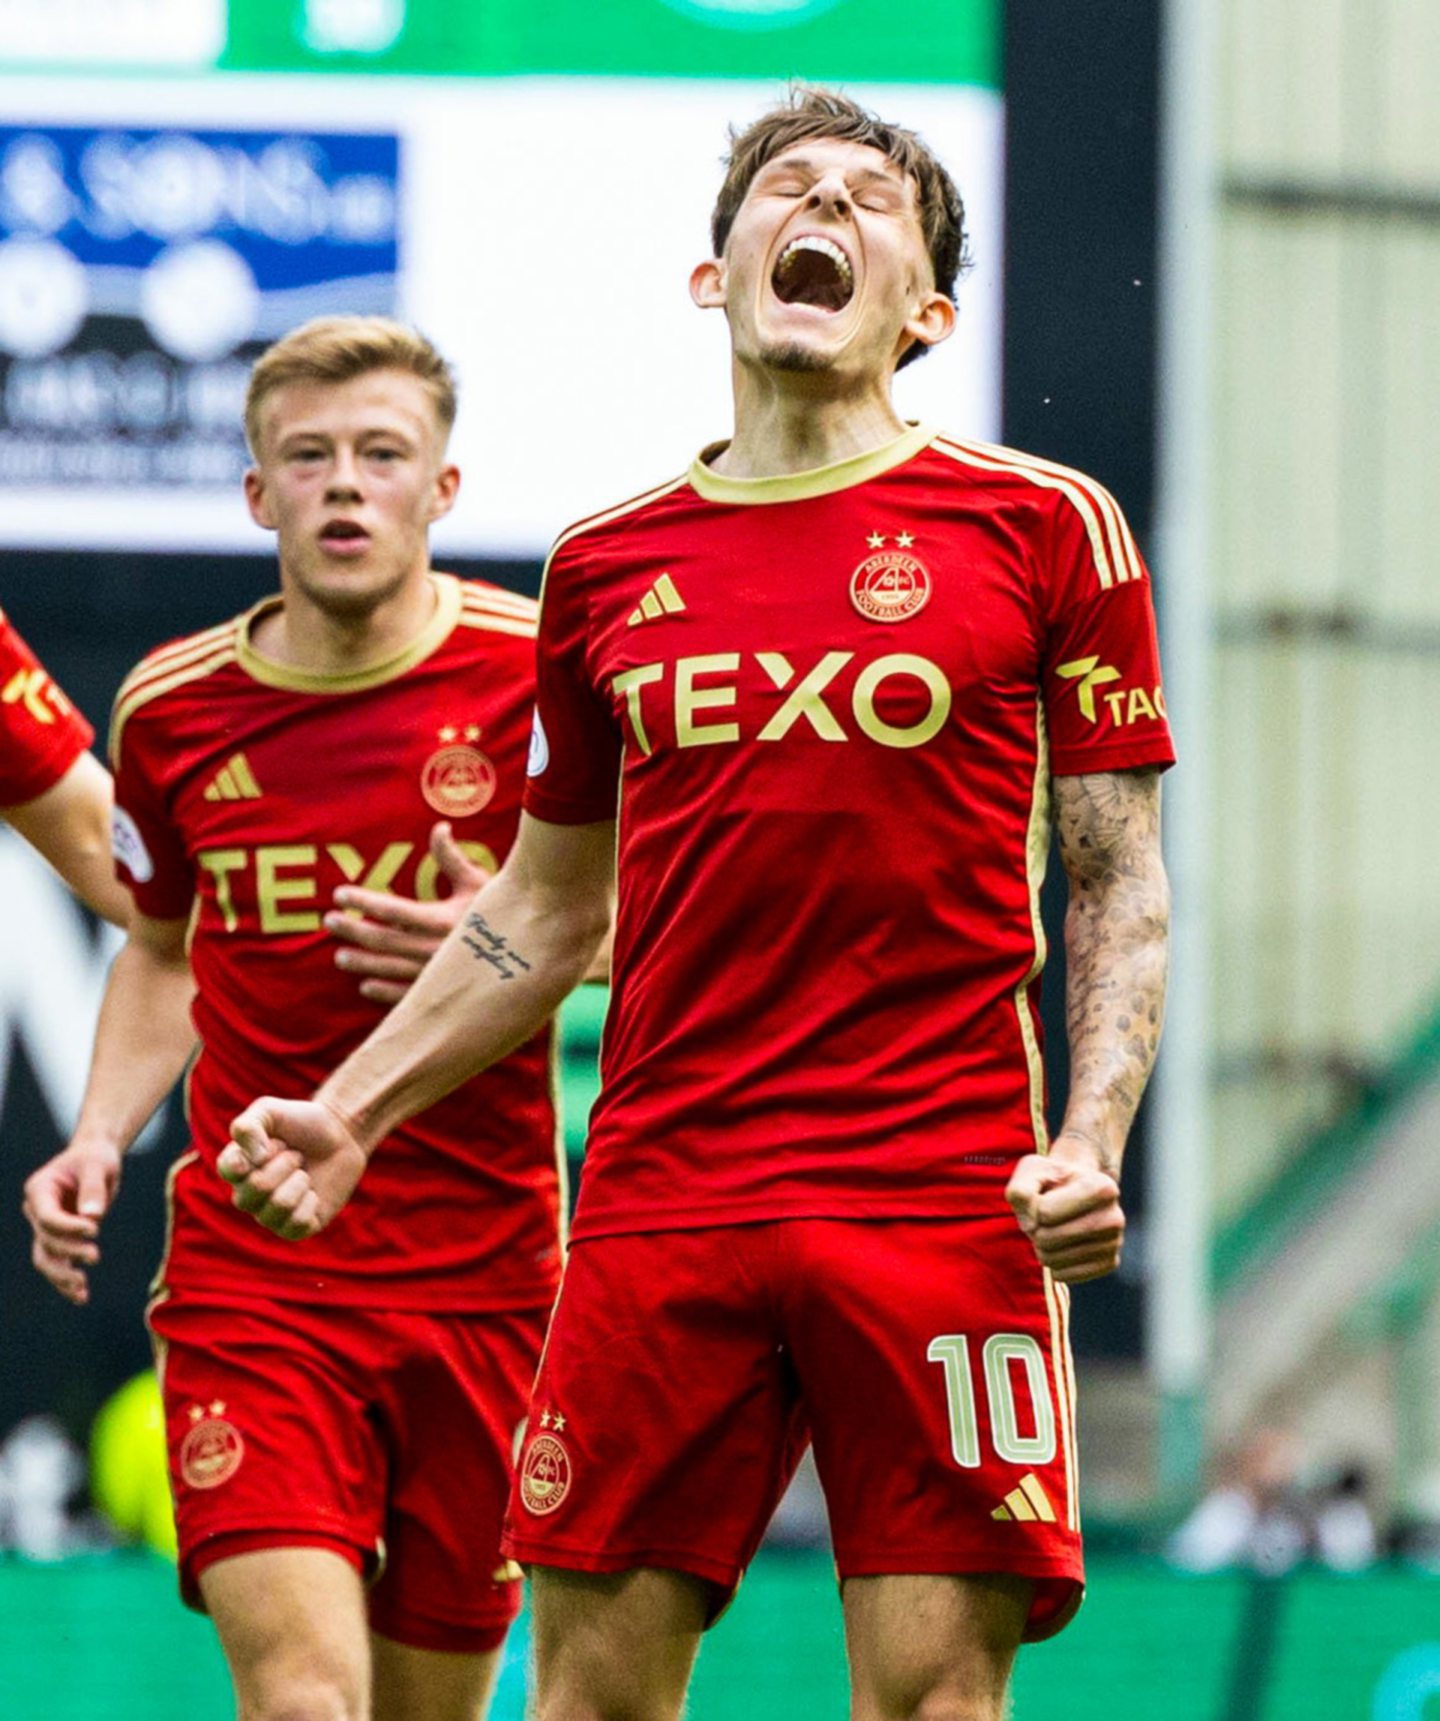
[760,156,906,189]
[276,425,417,451]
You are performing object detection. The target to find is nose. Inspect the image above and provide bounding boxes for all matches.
[806,175,852,220]
[325,447,363,499]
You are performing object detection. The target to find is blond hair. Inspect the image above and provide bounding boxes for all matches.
[244,316,457,456]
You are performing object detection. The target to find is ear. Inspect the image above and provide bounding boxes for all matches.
[690,257,727,310]
[243,466,275,531]
[427,462,461,524]
[898,290,957,360]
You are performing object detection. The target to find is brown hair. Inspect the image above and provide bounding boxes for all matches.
[244,316,457,456]
[711,87,971,369]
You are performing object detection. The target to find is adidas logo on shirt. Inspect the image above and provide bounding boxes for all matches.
[203,752,263,801]
[627,574,686,627]
[991,1473,1057,1524]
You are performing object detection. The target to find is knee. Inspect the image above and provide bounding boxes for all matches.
[534,1681,686,1721]
[897,1696,1006,1721]
[535,1697,679,1721]
[901,1693,997,1721]
[853,1686,1007,1721]
[235,1669,366,1721]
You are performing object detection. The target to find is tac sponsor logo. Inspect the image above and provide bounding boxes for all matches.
[1056,656,1167,727]
[421,726,496,817]
[2,663,71,724]
[179,1401,244,1490]
[850,543,932,623]
[519,1431,572,1516]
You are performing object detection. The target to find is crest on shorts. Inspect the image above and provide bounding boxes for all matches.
[849,534,932,623]
[422,725,496,818]
[180,1401,244,1490]
[519,1430,572,1516]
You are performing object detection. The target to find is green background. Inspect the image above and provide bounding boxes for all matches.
[219,0,999,85]
[4,1553,1438,1719]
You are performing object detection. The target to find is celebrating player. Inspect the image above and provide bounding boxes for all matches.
[24,318,563,1721]
[222,90,1173,1720]
[1,608,130,926]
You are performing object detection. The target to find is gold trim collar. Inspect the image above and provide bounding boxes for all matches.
[237,573,462,694]
[687,423,934,506]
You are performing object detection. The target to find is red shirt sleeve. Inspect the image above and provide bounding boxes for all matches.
[522,546,624,825]
[1039,491,1177,776]
[0,611,95,804]
[109,704,195,920]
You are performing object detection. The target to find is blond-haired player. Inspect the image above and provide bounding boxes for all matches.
[26,316,563,1720]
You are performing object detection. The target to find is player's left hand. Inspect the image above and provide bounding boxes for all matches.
[1005,1135,1125,1284]
[324,821,491,1006]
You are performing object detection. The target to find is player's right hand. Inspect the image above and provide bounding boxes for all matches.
[23,1140,123,1305]
[219,1098,367,1241]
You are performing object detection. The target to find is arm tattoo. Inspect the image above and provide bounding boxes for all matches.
[1053,768,1170,1179]
[461,913,534,982]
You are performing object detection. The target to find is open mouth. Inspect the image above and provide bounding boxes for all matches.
[772,235,854,312]
[319,520,370,550]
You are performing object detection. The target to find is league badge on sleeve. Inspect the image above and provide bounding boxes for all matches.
[111,804,154,883]
[526,709,550,778]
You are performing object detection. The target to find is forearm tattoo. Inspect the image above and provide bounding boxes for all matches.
[462,913,533,982]
[1053,769,1171,1178]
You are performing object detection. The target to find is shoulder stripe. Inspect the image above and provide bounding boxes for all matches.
[538,474,689,611]
[958,436,1143,584]
[460,582,538,611]
[551,474,690,556]
[933,436,1141,591]
[545,474,689,564]
[454,613,538,640]
[110,646,238,765]
[461,590,539,621]
[114,621,240,705]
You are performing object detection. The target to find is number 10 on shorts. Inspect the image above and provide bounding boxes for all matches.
[927,1334,1057,1468]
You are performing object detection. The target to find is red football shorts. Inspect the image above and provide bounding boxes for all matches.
[149,1292,548,1654]
[504,1216,1083,1641]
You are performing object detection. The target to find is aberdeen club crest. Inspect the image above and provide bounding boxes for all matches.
[180,1402,244,1490]
[850,534,932,623]
[519,1429,572,1516]
[422,725,496,817]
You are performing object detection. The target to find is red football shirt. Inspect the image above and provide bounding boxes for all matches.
[524,426,1176,1240]
[111,574,562,1310]
[0,608,95,804]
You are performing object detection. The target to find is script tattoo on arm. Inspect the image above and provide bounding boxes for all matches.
[461,913,534,982]
[1053,768,1171,1178]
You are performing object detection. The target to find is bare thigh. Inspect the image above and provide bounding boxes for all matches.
[200,1546,370,1721]
[843,1571,1032,1721]
[370,1633,503,1721]
[529,1565,712,1721]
